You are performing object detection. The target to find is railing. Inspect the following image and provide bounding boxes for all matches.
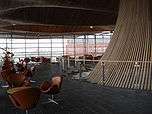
[88,60,152,91]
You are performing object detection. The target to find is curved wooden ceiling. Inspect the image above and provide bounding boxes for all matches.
[0,0,120,34]
[0,24,114,35]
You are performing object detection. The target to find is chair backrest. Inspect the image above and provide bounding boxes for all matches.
[49,75,63,94]
[7,87,41,110]
[40,81,51,93]
[40,75,63,94]
[1,69,27,87]
[51,76,63,87]
[1,69,12,84]
[10,73,26,87]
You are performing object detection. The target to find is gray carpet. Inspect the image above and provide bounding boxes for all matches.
[0,63,152,114]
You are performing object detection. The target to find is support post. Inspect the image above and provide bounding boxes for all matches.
[102,62,105,86]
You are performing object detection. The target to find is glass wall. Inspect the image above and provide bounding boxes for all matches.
[0,31,112,62]
[65,32,112,56]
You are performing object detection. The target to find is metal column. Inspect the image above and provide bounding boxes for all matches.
[37,35,39,56]
[102,62,105,86]
[74,35,76,67]
[83,35,86,66]
[50,36,52,63]
[24,33,27,58]
[6,34,8,51]
[62,35,65,71]
[94,34,97,57]
[10,30,13,52]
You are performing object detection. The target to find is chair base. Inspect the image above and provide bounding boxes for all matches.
[43,98,58,105]
[48,98,58,104]
[1,85,9,88]
[30,80,36,83]
[26,110,28,114]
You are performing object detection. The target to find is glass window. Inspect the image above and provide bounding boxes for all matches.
[26,48,38,52]
[26,43,38,47]
[26,39,38,43]
[39,43,50,48]
[39,39,50,43]
[12,48,25,53]
[0,33,112,60]
[12,39,25,43]
[12,44,25,48]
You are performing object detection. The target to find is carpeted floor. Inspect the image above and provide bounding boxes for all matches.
[0,63,152,114]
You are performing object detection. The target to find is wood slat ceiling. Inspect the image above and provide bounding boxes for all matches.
[0,24,114,35]
[0,0,120,34]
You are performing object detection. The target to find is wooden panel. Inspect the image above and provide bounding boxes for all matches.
[1,25,114,34]
[88,0,152,91]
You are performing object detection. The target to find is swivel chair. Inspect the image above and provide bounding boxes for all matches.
[7,86,41,114]
[40,75,63,104]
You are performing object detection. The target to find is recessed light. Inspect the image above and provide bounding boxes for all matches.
[90,26,93,29]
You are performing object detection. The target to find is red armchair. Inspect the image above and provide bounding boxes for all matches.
[1,69,29,88]
[40,75,63,104]
[7,87,41,114]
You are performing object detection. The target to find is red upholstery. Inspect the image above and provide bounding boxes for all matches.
[7,87,41,110]
[1,69,28,87]
[40,81,51,93]
[10,73,27,87]
[40,75,63,95]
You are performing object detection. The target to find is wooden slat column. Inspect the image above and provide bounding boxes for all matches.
[87,0,152,91]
